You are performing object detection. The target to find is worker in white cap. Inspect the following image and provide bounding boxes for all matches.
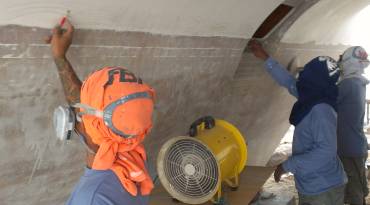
[337,46,370,205]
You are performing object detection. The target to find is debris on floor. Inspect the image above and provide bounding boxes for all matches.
[257,129,370,205]
[249,189,296,205]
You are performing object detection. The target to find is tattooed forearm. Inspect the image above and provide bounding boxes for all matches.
[54,57,82,104]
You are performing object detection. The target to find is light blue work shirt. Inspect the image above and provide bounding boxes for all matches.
[265,57,347,195]
[66,168,149,205]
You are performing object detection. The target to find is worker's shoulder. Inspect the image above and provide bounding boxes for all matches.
[67,169,123,205]
[90,169,149,205]
[339,77,367,88]
[82,168,118,188]
[339,78,367,102]
[87,169,125,204]
[311,103,336,118]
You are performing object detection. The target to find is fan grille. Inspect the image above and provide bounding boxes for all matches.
[162,138,219,200]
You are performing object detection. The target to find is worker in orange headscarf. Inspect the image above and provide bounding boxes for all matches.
[47,19,155,205]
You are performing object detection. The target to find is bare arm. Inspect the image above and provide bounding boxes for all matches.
[48,20,98,167]
[48,20,82,104]
[54,57,82,104]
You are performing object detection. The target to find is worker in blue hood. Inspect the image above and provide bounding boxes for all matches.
[249,40,347,205]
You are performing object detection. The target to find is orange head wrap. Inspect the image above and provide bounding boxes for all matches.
[80,67,155,196]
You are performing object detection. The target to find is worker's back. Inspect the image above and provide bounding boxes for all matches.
[337,77,368,157]
[66,168,149,205]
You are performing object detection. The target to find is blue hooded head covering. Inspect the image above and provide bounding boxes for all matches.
[289,56,340,126]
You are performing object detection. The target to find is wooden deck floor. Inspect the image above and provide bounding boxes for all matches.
[149,166,275,205]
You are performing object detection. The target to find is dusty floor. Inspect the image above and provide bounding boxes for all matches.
[261,172,370,205]
[262,174,297,202]
[257,127,370,205]
[258,126,370,205]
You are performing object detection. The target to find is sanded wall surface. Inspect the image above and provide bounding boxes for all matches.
[282,0,370,46]
[0,26,247,205]
[0,0,288,203]
[1,0,364,204]
[0,0,283,38]
[0,25,351,204]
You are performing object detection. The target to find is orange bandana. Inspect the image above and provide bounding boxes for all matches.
[80,67,155,196]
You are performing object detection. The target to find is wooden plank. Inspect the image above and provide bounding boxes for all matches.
[149,166,275,205]
[252,4,293,38]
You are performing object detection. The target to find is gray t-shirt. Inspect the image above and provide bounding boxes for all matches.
[337,77,368,157]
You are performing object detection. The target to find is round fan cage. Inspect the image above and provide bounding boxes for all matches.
[157,136,220,204]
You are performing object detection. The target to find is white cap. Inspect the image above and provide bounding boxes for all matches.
[341,46,370,77]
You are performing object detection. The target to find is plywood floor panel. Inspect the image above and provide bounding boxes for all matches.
[150,166,275,205]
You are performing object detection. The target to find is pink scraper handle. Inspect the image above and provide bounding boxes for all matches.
[59,16,67,27]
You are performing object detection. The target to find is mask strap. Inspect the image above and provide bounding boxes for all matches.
[70,104,98,154]
[72,91,152,139]
[73,103,104,120]
[74,128,96,154]
[102,91,152,138]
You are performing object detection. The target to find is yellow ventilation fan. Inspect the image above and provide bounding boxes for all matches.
[157,116,247,204]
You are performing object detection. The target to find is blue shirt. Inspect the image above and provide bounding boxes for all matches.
[66,168,149,205]
[337,77,368,157]
[265,58,347,195]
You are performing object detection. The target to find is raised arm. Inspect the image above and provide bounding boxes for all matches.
[47,20,98,167]
[248,40,298,98]
[48,20,82,104]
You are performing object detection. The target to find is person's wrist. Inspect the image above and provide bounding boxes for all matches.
[279,164,285,172]
[53,55,67,60]
[261,53,269,61]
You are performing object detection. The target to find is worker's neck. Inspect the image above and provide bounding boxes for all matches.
[86,152,95,169]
